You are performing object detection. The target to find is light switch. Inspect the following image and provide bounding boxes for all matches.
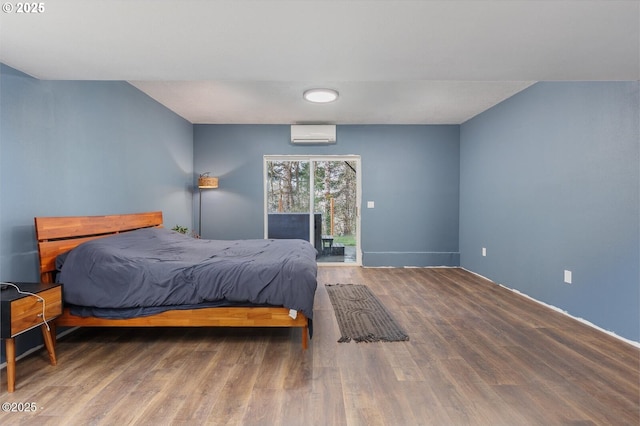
[564,270,572,284]
[367,201,375,208]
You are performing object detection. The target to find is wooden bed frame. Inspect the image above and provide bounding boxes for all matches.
[34,211,309,349]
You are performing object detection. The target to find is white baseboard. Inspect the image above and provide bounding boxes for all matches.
[461,267,640,349]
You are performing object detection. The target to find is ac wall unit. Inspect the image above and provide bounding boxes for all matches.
[291,125,336,144]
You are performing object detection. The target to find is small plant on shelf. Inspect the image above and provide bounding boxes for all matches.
[172,225,189,234]
[171,225,200,239]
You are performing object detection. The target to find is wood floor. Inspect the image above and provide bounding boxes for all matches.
[1,267,638,425]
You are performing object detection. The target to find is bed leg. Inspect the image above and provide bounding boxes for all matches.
[302,325,309,350]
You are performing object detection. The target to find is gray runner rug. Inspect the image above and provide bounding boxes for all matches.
[325,284,409,343]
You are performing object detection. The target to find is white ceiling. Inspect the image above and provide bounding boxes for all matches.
[1,1,638,124]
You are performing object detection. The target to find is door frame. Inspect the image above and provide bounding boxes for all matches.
[263,154,362,266]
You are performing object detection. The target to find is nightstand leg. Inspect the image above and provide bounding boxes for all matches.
[6,338,16,393]
[41,324,57,366]
[51,322,57,351]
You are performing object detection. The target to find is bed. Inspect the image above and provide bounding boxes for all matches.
[35,211,317,349]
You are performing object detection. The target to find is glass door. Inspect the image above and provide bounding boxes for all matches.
[313,160,358,263]
[264,156,361,265]
[265,159,318,250]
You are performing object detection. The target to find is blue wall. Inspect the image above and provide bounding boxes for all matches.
[0,64,194,360]
[460,82,640,341]
[194,124,461,267]
[2,64,637,358]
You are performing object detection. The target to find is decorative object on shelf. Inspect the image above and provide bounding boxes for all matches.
[172,225,188,234]
[198,172,219,237]
[172,225,199,239]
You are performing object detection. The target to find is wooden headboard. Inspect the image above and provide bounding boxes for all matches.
[35,211,163,283]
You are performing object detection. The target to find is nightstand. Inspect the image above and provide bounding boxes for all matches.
[1,282,62,392]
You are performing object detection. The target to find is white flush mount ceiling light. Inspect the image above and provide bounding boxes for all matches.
[303,88,339,103]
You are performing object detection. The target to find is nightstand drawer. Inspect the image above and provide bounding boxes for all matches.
[9,287,62,337]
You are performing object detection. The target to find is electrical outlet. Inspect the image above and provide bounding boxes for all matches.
[564,270,572,284]
[367,201,375,208]
[482,247,487,257]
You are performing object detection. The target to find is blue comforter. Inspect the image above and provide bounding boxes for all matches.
[56,228,318,319]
